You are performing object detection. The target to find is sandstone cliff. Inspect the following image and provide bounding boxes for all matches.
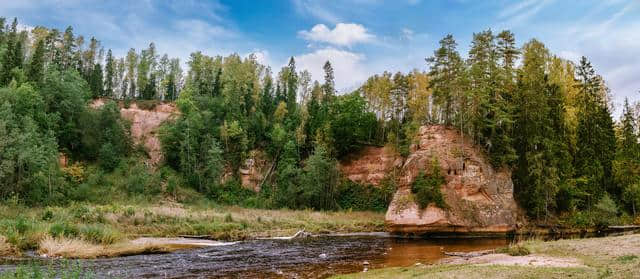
[90,100,177,166]
[341,125,520,235]
[339,146,403,186]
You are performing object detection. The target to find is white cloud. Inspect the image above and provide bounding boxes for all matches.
[295,48,369,91]
[298,23,375,47]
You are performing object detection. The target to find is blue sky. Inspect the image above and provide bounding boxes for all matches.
[2,0,639,113]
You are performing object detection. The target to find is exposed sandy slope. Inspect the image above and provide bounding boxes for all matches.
[90,99,178,166]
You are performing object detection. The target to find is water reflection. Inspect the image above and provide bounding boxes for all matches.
[0,236,509,278]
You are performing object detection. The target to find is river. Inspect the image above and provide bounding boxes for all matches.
[0,234,509,278]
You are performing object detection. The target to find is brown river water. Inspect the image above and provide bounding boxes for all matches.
[0,234,509,278]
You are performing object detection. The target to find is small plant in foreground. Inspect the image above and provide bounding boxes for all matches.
[496,244,530,256]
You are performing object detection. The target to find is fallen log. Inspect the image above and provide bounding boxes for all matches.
[443,249,495,258]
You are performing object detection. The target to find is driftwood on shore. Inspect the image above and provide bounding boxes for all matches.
[443,249,495,258]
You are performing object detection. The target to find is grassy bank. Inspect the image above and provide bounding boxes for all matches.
[0,202,384,259]
[334,233,640,279]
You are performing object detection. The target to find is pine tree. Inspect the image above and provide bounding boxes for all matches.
[574,56,617,207]
[323,61,335,102]
[26,39,46,84]
[89,63,104,98]
[286,57,298,113]
[512,40,569,219]
[618,98,638,161]
[104,49,115,97]
[125,48,138,98]
[60,26,75,70]
[426,34,465,125]
[1,18,23,86]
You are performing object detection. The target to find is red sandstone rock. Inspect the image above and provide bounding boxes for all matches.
[341,125,520,234]
[91,99,178,166]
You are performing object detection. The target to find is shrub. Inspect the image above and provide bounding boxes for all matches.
[616,255,638,263]
[41,210,54,221]
[497,244,530,256]
[49,222,78,238]
[124,207,136,217]
[209,179,257,206]
[79,225,121,245]
[411,158,447,209]
[593,193,618,227]
[336,177,396,212]
[62,163,86,184]
[136,100,161,110]
[98,143,120,171]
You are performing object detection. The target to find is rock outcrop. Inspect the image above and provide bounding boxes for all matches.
[339,146,403,186]
[385,125,519,234]
[238,150,272,192]
[91,100,177,166]
[340,125,520,235]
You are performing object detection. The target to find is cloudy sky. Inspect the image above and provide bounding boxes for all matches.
[2,0,639,112]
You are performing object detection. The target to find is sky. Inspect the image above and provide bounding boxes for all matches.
[1,0,639,113]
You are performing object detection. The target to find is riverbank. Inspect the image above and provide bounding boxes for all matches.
[0,202,384,259]
[334,233,640,278]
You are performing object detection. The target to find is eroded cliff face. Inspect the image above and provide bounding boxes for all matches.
[341,125,520,234]
[238,150,272,192]
[91,100,177,166]
[388,125,519,234]
[339,146,403,186]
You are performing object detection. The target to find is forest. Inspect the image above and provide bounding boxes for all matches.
[1,16,639,226]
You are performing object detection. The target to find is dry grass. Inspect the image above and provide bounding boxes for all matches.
[0,203,384,258]
[38,236,176,259]
[0,235,20,257]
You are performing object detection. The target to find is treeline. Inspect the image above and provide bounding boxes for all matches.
[0,18,133,203]
[1,17,639,222]
[0,18,182,101]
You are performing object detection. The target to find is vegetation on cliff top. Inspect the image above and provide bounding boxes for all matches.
[1,15,640,258]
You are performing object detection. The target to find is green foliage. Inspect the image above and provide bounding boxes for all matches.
[79,224,121,244]
[593,193,618,227]
[622,182,640,215]
[496,245,531,256]
[411,159,447,209]
[616,255,638,263]
[300,145,340,210]
[329,93,379,158]
[574,57,617,208]
[208,179,257,207]
[49,222,79,238]
[336,177,396,212]
[0,84,62,204]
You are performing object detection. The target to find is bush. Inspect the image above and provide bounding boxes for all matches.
[49,222,78,238]
[411,158,447,209]
[209,179,257,206]
[98,143,120,171]
[593,193,618,227]
[336,177,396,212]
[135,100,161,110]
[497,244,530,256]
[79,225,121,245]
